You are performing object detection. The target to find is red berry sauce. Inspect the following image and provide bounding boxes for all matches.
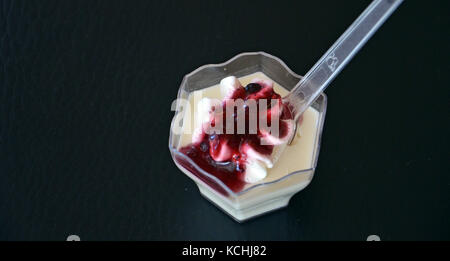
[176,80,293,194]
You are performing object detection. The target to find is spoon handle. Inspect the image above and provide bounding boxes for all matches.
[285,0,403,120]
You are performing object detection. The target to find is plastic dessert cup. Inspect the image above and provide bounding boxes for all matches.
[169,52,327,222]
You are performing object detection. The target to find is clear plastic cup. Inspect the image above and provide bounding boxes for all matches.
[169,52,327,222]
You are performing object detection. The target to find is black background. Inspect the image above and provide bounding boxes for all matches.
[0,0,448,241]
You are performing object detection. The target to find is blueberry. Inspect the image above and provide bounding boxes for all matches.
[245,83,262,94]
[187,147,197,157]
[199,142,208,152]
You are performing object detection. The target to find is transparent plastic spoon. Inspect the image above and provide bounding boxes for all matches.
[274,0,403,161]
[285,0,403,121]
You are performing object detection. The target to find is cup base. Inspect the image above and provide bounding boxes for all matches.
[198,184,291,222]
[197,180,311,222]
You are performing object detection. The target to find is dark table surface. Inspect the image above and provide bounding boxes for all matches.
[1,0,448,241]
